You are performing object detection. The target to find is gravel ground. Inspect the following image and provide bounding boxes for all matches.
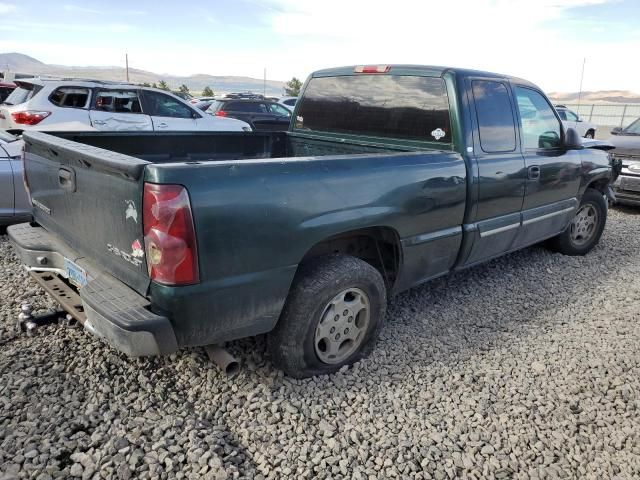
[1,207,639,480]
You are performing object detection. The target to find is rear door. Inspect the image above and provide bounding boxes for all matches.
[89,89,153,131]
[254,103,291,131]
[223,101,268,129]
[462,78,526,266]
[0,146,14,217]
[140,90,201,131]
[513,86,582,246]
[23,131,150,293]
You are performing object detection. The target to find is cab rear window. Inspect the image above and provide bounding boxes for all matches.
[295,75,451,143]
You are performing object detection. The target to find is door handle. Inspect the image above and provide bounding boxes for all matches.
[528,165,541,180]
[58,167,76,192]
[92,120,106,125]
[156,122,168,128]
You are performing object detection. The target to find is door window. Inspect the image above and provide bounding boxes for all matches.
[49,87,90,108]
[94,90,143,114]
[515,87,562,149]
[557,110,567,120]
[267,103,291,117]
[472,80,517,153]
[565,110,579,121]
[143,91,196,118]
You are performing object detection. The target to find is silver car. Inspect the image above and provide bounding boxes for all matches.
[0,130,30,225]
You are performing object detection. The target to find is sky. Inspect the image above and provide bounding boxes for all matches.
[0,0,638,93]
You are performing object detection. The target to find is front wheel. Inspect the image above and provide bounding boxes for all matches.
[584,130,595,139]
[547,189,607,255]
[268,255,387,378]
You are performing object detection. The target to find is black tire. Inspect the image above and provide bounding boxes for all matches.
[585,130,595,139]
[547,188,607,255]
[268,255,387,378]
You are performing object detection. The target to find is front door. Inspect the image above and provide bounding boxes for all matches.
[89,89,153,131]
[513,86,582,247]
[462,78,527,266]
[140,90,201,131]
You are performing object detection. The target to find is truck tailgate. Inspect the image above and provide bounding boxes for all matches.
[23,131,150,294]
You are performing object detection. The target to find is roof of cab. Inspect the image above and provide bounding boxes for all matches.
[311,64,539,89]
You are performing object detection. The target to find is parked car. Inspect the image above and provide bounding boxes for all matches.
[609,117,640,206]
[0,129,30,225]
[278,96,298,111]
[223,92,264,100]
[206,99,291,131]
[192,100,215,112]
[0,79,251,132]
[10,64,617,378]
[189,96,216,105]
[0,82,16,103]
[555,105,597,138]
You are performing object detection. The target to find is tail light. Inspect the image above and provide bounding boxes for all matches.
[214,110,227,117]
[11,111,51,125]
[143,183,199,285]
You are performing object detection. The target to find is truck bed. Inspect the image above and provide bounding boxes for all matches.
[54,131,420,164]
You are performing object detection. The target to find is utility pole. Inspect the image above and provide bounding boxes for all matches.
[576,58,586,115]
[125,53,130,82]
[263,68,266,97]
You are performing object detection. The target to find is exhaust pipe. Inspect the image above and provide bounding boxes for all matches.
[205,345,240,378]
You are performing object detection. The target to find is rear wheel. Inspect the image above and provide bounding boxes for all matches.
[268,255,387,378]
[547,189,607,255]
[585,130,595,139]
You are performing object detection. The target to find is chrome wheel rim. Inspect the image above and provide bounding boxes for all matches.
[314,288,370,364]
[570,204,598,246]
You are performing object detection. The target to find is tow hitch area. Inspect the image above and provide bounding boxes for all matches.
[16,303,78,337]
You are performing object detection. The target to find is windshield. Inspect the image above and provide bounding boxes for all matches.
[295,75,451,143]
[625,118,640,134]
[0,129,17,142]
[3,83,42,106]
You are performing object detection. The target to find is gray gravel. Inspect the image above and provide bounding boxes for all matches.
[1,207,639,480]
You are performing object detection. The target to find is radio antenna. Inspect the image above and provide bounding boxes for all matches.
[576,58,586,112]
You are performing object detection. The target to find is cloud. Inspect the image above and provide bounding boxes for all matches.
[0,2,16,14]
[63,4,145,15]
[256,0,632,92]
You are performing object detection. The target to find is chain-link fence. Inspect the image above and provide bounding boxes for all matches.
[559,103,640,130]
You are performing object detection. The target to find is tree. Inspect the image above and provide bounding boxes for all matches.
[179,84,190,94]
[152,82,158,89]
[285,77,302,97]
[158,80,169,91]
[202,86,214,97]
[140,82,150,87]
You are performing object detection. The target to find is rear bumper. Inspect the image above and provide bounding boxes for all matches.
[7,223,177,356]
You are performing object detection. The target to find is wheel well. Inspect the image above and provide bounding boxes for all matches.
[586,178,609,195]
[301,227,401,290]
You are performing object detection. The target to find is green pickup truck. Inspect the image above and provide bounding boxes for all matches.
[9,65,617,378]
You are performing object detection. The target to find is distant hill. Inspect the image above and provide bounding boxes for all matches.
[0,52,286,96]
[549,90,640,104]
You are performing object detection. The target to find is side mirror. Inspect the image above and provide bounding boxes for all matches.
[611,127,623,135]
[563,127,582,150]
[192,111,200,119]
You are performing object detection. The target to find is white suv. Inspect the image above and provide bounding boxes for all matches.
[0,79,251,132]
[555,105,597,139]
